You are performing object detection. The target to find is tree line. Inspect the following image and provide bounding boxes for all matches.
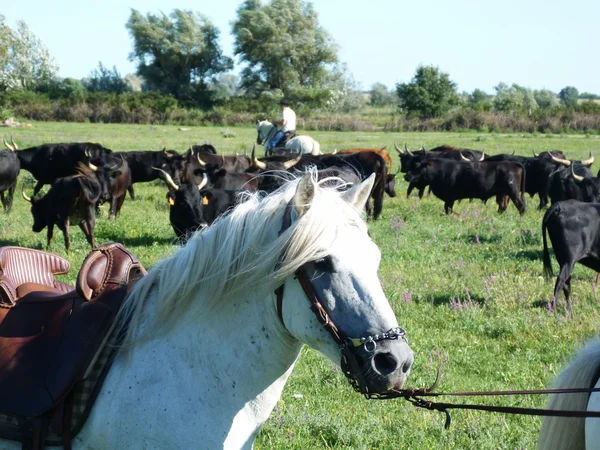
[1,2,599,133]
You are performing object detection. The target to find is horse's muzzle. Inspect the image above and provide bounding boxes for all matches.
[344,339,413,394]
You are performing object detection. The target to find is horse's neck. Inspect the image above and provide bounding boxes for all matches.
[77,288,302,449]
[262,124,277,149]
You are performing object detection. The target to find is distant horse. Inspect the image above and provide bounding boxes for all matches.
[4,171,412,449]
[538,339,600,449]
[256,120,321,156]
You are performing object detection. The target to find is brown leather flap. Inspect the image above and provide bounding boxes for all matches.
[16,282,64,299]
[76,243,146,301]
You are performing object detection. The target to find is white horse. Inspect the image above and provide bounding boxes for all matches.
[538,339,600,449]
[256,120,322,156]
[1,172,413,449]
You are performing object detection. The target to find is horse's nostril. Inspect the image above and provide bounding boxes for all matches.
[373,352,399,376]
[401,352,414,374]
[402,360,411,374]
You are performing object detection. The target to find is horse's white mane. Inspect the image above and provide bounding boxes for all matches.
[118,169,366,347]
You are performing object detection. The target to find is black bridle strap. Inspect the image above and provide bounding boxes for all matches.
[294,268,345,345]
[404,399,600,429]
[275,200,294,326]
[275,198,345,345]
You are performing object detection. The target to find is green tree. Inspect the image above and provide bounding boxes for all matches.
[468,89,492,111]
[395,65,459,118]
[126,9,233,107]
[493,83,538,114]
[208,73,242,103]
[559,86,579,107]
[0,15,11,72]
[369,83,396,107]
[533,89,559,109]
[232,0,338,101]
[84,62,130,94]
[0,20,58,91]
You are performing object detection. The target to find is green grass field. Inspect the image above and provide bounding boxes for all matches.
[2,123,600,449]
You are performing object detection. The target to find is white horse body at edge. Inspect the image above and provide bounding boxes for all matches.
[256,120,321,156]
[0,172,413,449]
[538,339,600,450]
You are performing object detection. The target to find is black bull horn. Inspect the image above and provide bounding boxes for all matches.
[282,151,303,170]
[571,165,585,182]
[153,167,180,191]
[582,152,594,167]
[3,137,16,151]
[550,153,572,167]
[153,167,207,191]
[251,145,267,170]
[22,186,32,203]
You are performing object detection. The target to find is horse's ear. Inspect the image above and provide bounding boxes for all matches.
[293,174,315,217]
[341,173,375,210]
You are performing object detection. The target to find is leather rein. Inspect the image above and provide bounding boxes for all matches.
[368,367,600,428]
[273,200,600,427]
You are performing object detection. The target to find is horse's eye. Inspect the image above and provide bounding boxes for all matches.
[313,256,334,273]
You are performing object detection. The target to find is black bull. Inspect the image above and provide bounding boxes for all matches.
[15,142,112,196]
[120,149,181,200]
[22,164,102,251]
[542,200,600,301]
[294,152,388,219]
[405,158,526,215]
[0,147,19,213]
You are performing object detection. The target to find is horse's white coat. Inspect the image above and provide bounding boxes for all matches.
[0,173,413,450]
[256,120,321,156]
[538,339,600,450]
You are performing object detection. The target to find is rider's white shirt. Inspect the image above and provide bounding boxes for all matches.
[281,108,296,133]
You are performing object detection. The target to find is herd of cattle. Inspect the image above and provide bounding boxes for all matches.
[1,137,600,302]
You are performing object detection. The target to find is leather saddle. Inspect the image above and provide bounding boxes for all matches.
[281,130,296,146]
[0,242,146,449]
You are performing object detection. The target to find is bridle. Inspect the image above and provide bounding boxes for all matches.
[257,123,277,146]
[274,199,408,395]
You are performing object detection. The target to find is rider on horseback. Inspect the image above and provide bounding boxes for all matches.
[268,98,296,150]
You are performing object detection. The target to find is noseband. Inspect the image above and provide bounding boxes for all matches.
[275,200,408,395]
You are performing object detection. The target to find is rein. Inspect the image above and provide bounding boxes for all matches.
[372,369,600,428]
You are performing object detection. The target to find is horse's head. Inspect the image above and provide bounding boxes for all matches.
[277,174,413,394]
[256,120,273,145]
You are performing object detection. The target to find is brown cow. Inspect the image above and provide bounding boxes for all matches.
[334,147,397,198]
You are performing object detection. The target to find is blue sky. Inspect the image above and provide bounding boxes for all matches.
[3,0,599,94]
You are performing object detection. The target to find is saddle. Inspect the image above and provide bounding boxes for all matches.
[0,247,74,305]
[0,243,146,449]
[281,130,296,146]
